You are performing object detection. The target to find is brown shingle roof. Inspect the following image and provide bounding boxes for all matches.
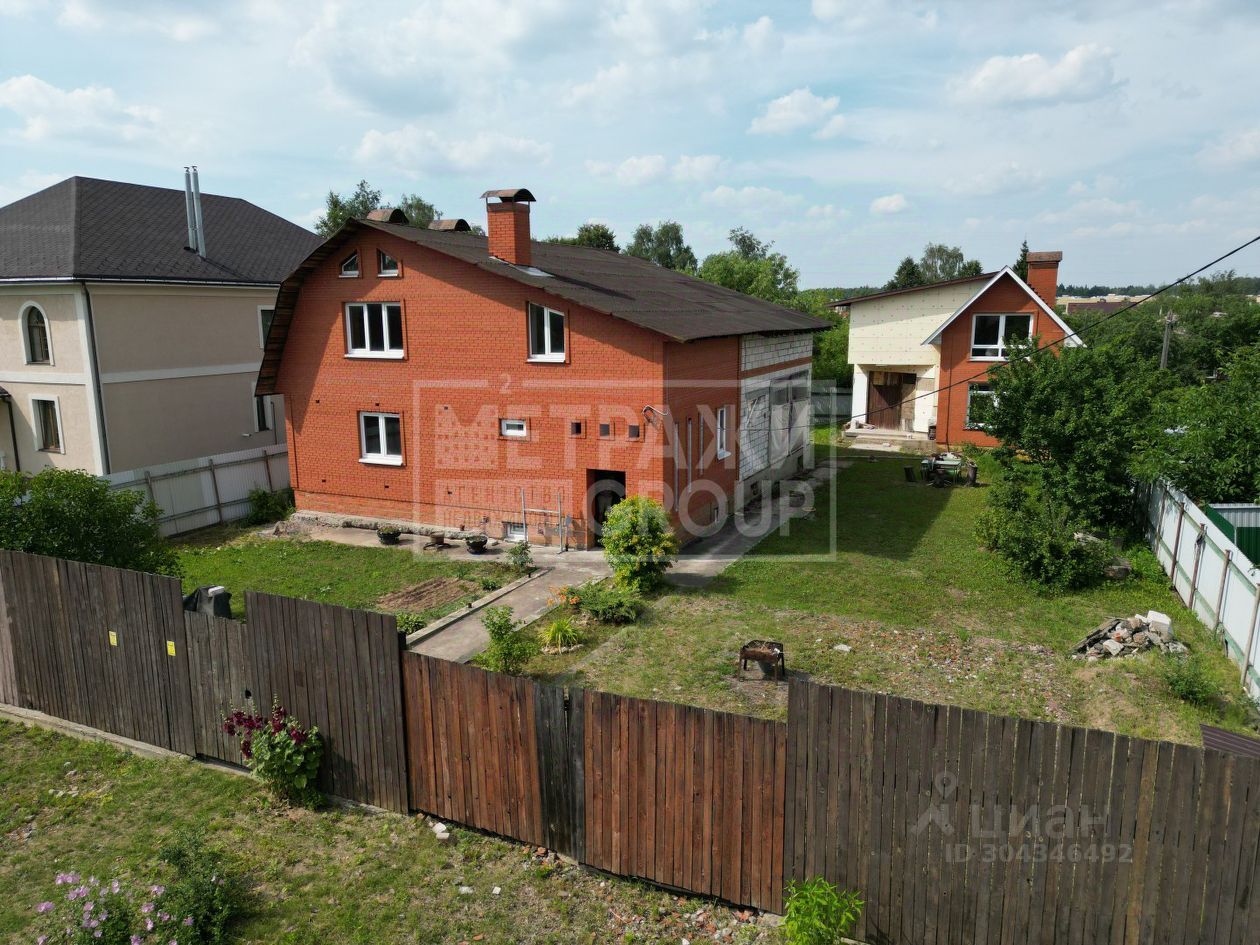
[0,176,322,284]
[257,218,827,394]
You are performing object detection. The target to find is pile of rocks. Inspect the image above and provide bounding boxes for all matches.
[1072,610,1188,661]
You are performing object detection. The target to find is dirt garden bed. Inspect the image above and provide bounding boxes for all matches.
[377,577,479,614]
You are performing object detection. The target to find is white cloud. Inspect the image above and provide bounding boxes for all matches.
[672,153,724,182]
[813,114,847,140]
[749,87,840,135]
[0,75,165,144]
[704,184,802,213]
[953,44,1121,106]
[869,192,907,214]
[1038,197,1140,225]
[57,0,218,41]
[1198,127,1260,167]
[355,125,551,176]
[586,154,668,185]
[607,0,713,56]
[946,161,1042,197]
[741,15,777,53]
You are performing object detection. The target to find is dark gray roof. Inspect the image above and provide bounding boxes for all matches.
[0,176,322,284]
[828,271,996,308]
[257,219,826,393]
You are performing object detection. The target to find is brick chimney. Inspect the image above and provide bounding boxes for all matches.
[1025,251,1062,308]
[481,188,536,267]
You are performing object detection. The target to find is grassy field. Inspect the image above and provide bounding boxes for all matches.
[175,527,507,621]
[0,721,778,944]
[528,435,1253,745]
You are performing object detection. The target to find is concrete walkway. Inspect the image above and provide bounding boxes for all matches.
[410,547,608,662]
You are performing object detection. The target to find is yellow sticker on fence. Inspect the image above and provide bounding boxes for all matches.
[108,631,117,647]
[166,640,176,657]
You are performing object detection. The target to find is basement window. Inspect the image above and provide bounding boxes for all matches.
[340,252,360,277]
[527,302,566,362]
[971,313,1031,360]
[346,302,404,357]
[360,411,402,465]
[598,422,612,438]
[505,521,527,542]
[627,424,641,440]
[378,250,400,277]
[499,418,528,438]
[570,420,584,436]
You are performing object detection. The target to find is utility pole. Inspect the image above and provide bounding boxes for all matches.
[1159,309,1176,370]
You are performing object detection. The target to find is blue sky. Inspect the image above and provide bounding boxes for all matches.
[1,0,1258,288]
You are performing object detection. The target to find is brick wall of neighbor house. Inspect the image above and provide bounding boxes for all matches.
[935,272,1066,447]
[662,336,741,533]
[275,230,671,548]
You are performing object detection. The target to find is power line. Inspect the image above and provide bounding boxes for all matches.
[844,232,1260,426]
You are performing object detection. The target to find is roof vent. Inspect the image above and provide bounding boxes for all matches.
[366,207,409,224]
[428,218,471,231]
[479,188,536,203]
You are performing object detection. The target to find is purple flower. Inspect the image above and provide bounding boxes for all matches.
[37,936,48,945]
[36,901,54,914]
[131,937,143,945]
[142,902,155,914]
[183,916,194,926]
[149,885,165,897]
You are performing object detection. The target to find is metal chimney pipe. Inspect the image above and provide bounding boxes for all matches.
[191,166,207,258]
[183,167,198,251]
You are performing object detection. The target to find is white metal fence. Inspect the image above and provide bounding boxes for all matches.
[1144,479,1260,699]
[105,444,290,536]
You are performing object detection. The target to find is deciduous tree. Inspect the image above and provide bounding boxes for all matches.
[625,220,697,271]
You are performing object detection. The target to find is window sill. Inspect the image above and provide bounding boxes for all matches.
[38,448,65,454]
[359,456,403,467]
[526,355,566,364]
[969,356,1006,363]
[377,272,400,278]
[716,449,731,460]
[345,351,406,360]
[339,273,360,279]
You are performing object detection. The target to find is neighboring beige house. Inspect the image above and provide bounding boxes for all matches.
[0,176,321,474]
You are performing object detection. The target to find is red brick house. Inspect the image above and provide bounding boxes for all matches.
[256,189,825,548]
[832,251,1080,448]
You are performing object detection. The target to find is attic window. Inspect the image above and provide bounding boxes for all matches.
[971,313,1031,360]
[378,250,399,277]
[340,252,360,278]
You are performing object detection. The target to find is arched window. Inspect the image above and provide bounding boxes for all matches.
[24,306,51,364]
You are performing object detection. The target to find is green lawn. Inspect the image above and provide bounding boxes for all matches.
[0,721,777,944]
[176,529,508,621]
[530,433,1253,745]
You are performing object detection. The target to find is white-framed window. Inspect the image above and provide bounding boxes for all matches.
[499,418,527,438]
[23,304,52,365]
[505,521,527,542]
[715,405,730,459]
[32,396,63,452]
[253,386,274,432]
[527,302,566,362]
[359,411,403,465]
[345,302,404,357]
[971,313,1031,360]
[965,383,995,430]
[258,306,275,349]
[340,252,360,277]
[377,250,399,277]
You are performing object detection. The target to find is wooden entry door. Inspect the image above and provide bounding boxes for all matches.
[866,371,916,429]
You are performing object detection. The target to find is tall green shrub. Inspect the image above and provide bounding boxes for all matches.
[599,495,679,591]
[482,605,535,674]
[0,468,178,575]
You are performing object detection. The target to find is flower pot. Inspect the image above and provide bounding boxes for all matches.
[378,529,401,546]
[466,535,488,554]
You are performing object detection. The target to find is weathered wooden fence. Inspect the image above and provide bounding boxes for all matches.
[0,549,195,754]
[186,596,406,812]
[5,546,1260,933]
[786,679,1260,945]
[0,550,406,812]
